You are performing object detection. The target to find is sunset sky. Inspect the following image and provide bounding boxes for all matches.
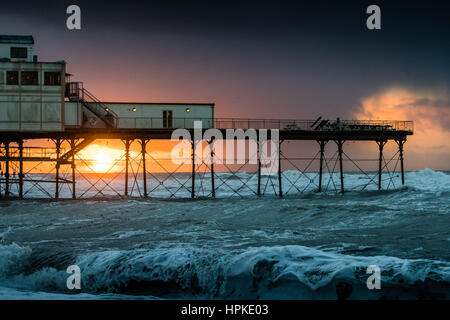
[1,0,449,170]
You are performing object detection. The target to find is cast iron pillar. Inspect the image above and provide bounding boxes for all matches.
[257,135,262,196]
[318,140,327,192]
[336,140,344,194]
[377,140,387,190]
[191,140,196,199]
[209,139,215,198]
[396,139,406,185]
[141,139,149,197]
[18,140,24,199]
[55,139,61,199]
[278,140,283,198]
[4,141,9,197]
[70,139,76,199]
[123,139,131,196]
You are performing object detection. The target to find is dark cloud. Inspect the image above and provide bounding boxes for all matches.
[0,0,449,120]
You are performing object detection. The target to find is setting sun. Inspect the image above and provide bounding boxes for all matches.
[77,143,127,173]
[93,151,113,172]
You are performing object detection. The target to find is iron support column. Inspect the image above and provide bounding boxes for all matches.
[18,140,24,199]
[191,140,196,199]
[377,140,387,190]
[278,140,283,198]
[70,139,76,199]
[141,139,148,197]
[209,139,215,198]
[318,140,326,192]
[397,140,405,185]
[0,143,2,198]
[55,139,61,199]
[337,140,344,194]
[124,140,130,196]
[257,137,261,196]
[4,141,9,197]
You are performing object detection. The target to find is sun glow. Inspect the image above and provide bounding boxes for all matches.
[78,144,124,173]
[93,151,113,172]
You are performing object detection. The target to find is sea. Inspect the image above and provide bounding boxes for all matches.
[0,168,449,300]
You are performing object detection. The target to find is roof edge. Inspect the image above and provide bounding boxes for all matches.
[103,102,215,106]
[0,35,34,44]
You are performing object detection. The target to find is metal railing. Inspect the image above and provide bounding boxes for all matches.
[0,146,66,159]
[113,117,413,132]
[215,118,413,132]
[66,82,118,127]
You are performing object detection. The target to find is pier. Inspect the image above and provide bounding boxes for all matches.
[0,118,413,199]
[0,35,413,199]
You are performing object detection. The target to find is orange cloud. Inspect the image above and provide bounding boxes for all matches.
[355,87,450,152]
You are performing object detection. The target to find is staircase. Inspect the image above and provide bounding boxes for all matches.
[66,82,118,128]
[58,138,96,164]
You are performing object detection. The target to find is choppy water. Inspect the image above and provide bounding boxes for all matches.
[0,169,449,299]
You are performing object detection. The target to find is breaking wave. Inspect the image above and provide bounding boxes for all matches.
[0,243,448,299]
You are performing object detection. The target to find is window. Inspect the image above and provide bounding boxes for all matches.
[163,110,173,128]
[6,71,19,85]
[44,72,61,86]
[10,47,28,59]
[21,71,39,85]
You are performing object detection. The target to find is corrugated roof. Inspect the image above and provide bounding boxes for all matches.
[0,35,34,44]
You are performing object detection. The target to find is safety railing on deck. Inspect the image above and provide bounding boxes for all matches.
[0,147,66,159]
[215,118,413,131]
[113,117,413,132]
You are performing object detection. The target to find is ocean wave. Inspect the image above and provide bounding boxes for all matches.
[0,243,448,299]
[5,169,449,198]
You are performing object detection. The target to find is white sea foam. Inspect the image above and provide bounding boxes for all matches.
[0,242,447,299]
[0,169,448,299]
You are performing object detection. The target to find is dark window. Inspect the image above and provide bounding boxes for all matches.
[6,71,19,85]
[44,72,61,86]
[163,110,173,128]
[10,47,28,59]
[21,71,39,85]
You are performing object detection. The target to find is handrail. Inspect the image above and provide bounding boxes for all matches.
[110,117,413,132]
[82,88,119,119]
[66,82,118,128]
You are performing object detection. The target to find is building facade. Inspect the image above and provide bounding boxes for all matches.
[0,35,214,132]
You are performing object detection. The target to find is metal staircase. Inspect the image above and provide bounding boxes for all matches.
[58,138,96,164]
[65,82,118,128]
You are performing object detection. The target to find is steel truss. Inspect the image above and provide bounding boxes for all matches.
[0,137,407,199]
